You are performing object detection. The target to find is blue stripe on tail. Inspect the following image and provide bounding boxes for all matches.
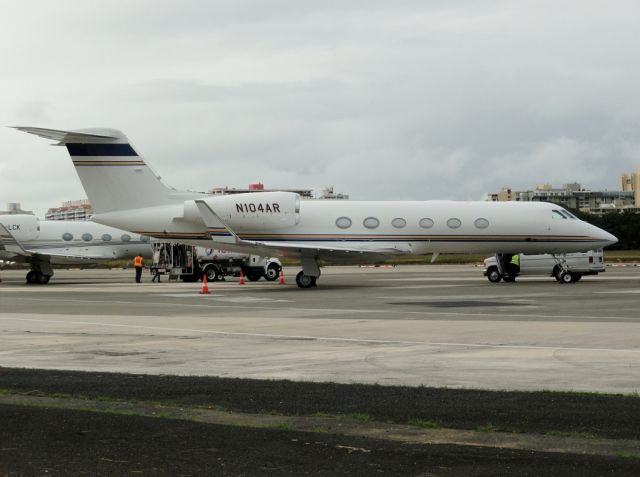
[66,143,137,156]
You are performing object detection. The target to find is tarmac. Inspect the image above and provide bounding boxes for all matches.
[1,264,639,393]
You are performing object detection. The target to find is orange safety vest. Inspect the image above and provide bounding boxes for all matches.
[134,256,143,267]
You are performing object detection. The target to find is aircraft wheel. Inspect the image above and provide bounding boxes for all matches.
[26,270,37,284]
[37,273,51,285]
[553,267,563,282]
[486,267,502,283]
[264,263,281,281]
[296,271,316,289]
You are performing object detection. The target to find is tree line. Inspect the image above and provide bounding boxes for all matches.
[572,210,640,250]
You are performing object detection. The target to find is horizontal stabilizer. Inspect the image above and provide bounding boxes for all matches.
[13,127,119,144]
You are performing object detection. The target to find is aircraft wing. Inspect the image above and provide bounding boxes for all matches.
[194,199,410,261]
[0,223,30,259]
[0,225,100,265]
[13,127,118,144]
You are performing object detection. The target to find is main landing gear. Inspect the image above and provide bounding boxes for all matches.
[489,253,520,283]
[296,256,320,289]
[551,254,581,283]
[25,260,53,285]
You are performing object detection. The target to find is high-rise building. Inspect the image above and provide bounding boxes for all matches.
[45,199,93,221]
[621,168,640,207]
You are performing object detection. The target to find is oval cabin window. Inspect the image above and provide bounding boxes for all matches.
[81,233,93,242]
[62,232,73,241]
[102,234,112,242]
[121,234,131,242]
[474,218,490,229]
[447,218,462,229]
[392,217,406,229]
[419,218,434,229]
[335,217,352,229]
[363,217,380,229]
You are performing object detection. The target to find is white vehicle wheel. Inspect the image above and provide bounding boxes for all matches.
[487,267,502,283]
[265,263,281,281]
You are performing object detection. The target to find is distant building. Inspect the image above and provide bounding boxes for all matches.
[45,199,93,221]
[210,182,314,199]
[319,186,349,200]
[487,183,636,215]
[0,202,33,215]
[621,167,640,207]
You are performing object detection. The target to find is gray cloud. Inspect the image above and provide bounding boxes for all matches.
[1,1,639,216]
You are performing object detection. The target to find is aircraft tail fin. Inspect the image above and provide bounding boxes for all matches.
[15,127,180,214]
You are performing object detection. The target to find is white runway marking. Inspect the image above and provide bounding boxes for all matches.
[596,289,640,294]
[1,315,640,354]
[159,294,292,303]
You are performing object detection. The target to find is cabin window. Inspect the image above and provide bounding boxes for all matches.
[101,234,112,242]
[335,217,352,229]
[140,235,150,243]
[81,233,93,242]
[474,218,490,229]
[121,234,131,242]
[62,233,73,241]
[447,218,462,229]
[419,218,434,229]
[392,217,406,229]
[363,217,380,229]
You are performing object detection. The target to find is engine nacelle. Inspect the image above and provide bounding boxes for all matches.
[0,214,39,242]
[196,191,300,230]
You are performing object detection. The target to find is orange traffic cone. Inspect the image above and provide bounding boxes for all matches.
[200,274,209,294]
[279,270,285,285]
[239,270,246,285]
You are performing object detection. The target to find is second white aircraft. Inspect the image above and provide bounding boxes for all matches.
[16,127,617,288]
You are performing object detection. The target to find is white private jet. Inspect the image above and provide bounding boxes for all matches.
[15,127,617,288]
[0,213,151,284]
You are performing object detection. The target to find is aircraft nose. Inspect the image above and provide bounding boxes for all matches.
[594,226,618,247]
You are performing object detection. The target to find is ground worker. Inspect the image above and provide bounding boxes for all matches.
[134,254,144,283]
[509,253,521,277]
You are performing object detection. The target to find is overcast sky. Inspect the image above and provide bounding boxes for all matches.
[1,0,639,216]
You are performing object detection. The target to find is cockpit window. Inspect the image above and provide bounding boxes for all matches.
[562,209,577,219]
[552,210,568,219]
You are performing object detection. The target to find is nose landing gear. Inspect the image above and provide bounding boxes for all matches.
[551,254,581,284]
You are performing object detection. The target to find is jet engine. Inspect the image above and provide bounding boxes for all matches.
[187,191,300,230]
